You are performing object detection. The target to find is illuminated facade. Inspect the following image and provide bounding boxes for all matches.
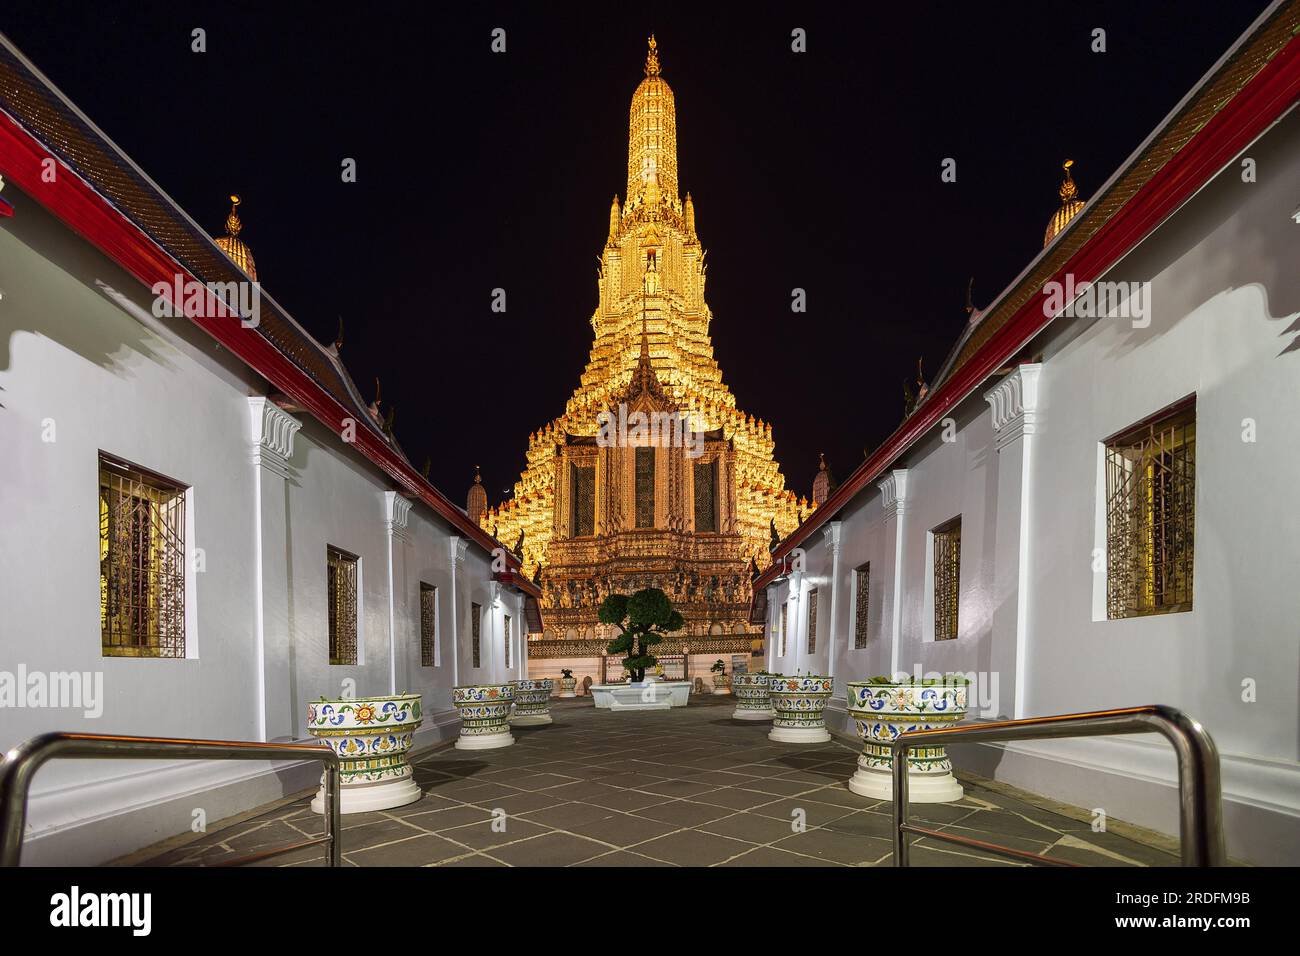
[483,38,807,666]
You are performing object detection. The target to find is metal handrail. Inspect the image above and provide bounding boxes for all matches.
[0,732,342,867]
[890,705,1225,867]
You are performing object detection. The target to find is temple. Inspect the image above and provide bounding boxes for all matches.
[480,38,807,681]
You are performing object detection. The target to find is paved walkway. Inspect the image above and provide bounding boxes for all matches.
[139,695,1180,867]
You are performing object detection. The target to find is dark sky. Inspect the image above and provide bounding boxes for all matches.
[2,0,1270,505]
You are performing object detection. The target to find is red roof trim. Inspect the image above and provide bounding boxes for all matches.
[756,33,1299,591]
[0,110,540,602]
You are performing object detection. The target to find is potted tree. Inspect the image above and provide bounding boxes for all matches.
[557,668,577,698]
[710,659,730,695]
[590,588,691,710]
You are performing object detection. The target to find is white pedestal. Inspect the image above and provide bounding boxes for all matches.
[591,682,690,710]
[311,773,420,814]
[712,686,730,696]
[847,764,964,803]
[732,707,774,721]
[769,725,832,743]
[511,713,553,726]
[557,691,577,699]
[455,730,515,750]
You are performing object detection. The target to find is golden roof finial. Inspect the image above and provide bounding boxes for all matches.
[644,35,661,77]
[1044,159,1085,247]
[1059,159,1078,203]
[224,194,243,237]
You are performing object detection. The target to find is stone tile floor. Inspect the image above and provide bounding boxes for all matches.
[136,695,1181,867]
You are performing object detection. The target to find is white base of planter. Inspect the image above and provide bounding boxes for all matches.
[311,774,420,814]
[848,767,964,803]
[712,687,730,696]
[455,730,515,750]
[769,725,831,743]
[557,691,577,698]
[511,713,552,726]
[733,708,774,721]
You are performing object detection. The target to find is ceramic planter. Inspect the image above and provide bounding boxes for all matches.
[767,675,834,743]
[511,678,554,726]
[711,673,731,695]
[557,677,578,698]
[306,694,423,814]
[453,683,516,750]
[731,672,774,720]
[846,680,968,802]
[590,681,691,710]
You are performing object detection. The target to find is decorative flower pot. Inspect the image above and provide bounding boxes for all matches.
[846,679,968,802]
[557,677,577,698]
[711,673,731,695]
[453,683,516,750]
[731,672,774,721]
[767,675,834,743]
[510,678,554,726]
[306,694,423,814]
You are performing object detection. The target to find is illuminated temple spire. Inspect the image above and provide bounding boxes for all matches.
[466,466,487,527]
[1044,160,1084,247]
[627,35,678,208]
[214,194,258,280]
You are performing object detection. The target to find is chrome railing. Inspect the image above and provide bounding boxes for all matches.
[890,705,1225,867]
[0,732,342,867]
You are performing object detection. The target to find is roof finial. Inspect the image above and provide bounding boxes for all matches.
[1059,159,1078,202]
[644,35,661,77]
[964,276,975,314]
[224,194,243,237]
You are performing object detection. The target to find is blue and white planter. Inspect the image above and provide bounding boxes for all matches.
[731,672,774,720]
[767,675,834,743]
[846,679,968,802]
[306,693,423,813]
[510,678,554,726]
[453,683,516,750]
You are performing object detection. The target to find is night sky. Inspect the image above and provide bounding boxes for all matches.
[2,1,1270,507]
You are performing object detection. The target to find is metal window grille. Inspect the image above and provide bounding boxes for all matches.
[504,614,512,668]
[635,446,655,528]
[932,518,961,641]
[807,588,818,654]
[854,563,870,649]
[693,459,717,532]
[420,583,436,667]
[99,455,186,658]
[327,546,358,665]
[779,602,787,657]
[471,602,482,668]
[1106,406,1195,619]
[571,464,595,537]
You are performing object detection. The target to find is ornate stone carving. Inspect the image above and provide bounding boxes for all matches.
[248,396,301,479]
[878,469,909,521]
[984,364,1042,450]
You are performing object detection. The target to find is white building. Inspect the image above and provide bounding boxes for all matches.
[0,37,542,864]
[756,7,1300,866]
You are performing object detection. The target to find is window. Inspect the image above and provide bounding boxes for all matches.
[420,583,437,667]
[327,546,359,664]
[932,518,961,641]
[779,602,788,657]
[571,464,595,537]
[99,454,187,658]
[853,563,870,649]
[693,459,718,532]
[1105,400,1195,618]
[635,446,655,528]
[504,613,512,668]
[471,602,482,668]
[806,588,818,653]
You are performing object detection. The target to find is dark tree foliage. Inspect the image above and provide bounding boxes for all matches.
[599,587,684,682]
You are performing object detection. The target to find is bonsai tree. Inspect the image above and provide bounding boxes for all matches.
[560,668,574,679]
[710,659,726,674]
[599,588,684,682]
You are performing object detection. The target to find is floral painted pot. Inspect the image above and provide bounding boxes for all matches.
[306,694,423,814]
[452,683,516,750]
[731,672,774,721]
[711,673,731,696]
[846,679,968,803]
[558,677,577,698]
[511,678,554,726]
[767,675,834,743]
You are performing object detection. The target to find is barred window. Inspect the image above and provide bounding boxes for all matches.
[806,588,818,654]
[328,546,359,664]
[932,518,961,641]
[779,602,788,657]
[1105,400,1195,619]
[635,446,655,528]
[853,563,870,649]
[420,583,437,667]
[504,613,512,668]
[693,459,718,532]
[571,464,595,537]
[471,602,482,668]
[99,454,187,658]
